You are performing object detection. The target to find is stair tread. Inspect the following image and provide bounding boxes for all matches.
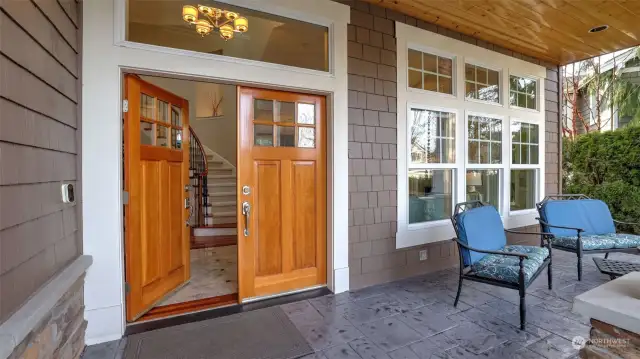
[210,192,236,196]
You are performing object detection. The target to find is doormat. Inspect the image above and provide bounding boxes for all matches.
[123,306,313,359]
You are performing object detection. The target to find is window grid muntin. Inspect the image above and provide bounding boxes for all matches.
[464,63,500,103]
[509,75,538,110]
[410,108,456,165]
[467,115,502,164]
[511,122,540,165]
[407,48,454,95]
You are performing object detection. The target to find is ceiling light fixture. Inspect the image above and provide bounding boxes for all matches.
[589,25,609,33]
[182,4,248,41]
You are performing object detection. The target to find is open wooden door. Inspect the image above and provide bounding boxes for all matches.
[124,75,191,321]
[237,87,326,301]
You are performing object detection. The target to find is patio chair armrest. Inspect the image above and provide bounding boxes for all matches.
[536,218,584,234]
[614,219,640,226]
[453,238,529,259]
[504,229,555,238]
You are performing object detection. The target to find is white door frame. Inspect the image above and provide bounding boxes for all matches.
[82,0,350,345]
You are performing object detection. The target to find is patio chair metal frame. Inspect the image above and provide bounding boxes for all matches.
[536,194,640,281]
[451,201,553,330]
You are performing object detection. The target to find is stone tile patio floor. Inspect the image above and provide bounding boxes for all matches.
[84,250,640,359]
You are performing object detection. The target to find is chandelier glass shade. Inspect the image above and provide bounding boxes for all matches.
[182,4,248,40]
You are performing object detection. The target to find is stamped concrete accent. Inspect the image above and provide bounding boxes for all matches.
[337,0,562,290]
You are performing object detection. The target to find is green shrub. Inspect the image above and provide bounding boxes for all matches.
[563,126,640,234]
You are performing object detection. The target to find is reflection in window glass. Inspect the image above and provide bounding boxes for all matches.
[468,115,502,164]
[466,170,500,208]
[510,76,537,110]
[276,101,295,123]
[511,122,539,164]
[297,103,315,124]
[140,121,153,145]
[408,169,454,224]
[410,109,455,164]
[298,127,315,148]
[407,49,454,95]
[254,99,274,122]
[171,129,182,149]
[157,126,169,147]
[127,0,329,72]
[276,126,295,147]
[141,94,155,119]
[511,170,536,210]
[254,124,273,146]
[465,64,500,103]
[171,106,181,126]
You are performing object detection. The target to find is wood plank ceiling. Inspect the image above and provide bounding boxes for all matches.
[361,0,640,65]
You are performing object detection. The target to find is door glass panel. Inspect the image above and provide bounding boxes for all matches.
[298,127,315,148]
[297,103,315,125]
[275,101,295,123]
[254,99,274,122]
[141,94,155,119]
[157,126,169,147]
[171,129,183,149]
[158,100,169,123]
[276,126,295,147]
[254,124,274,146]
[171,105,181,126]
[140,121,154,145]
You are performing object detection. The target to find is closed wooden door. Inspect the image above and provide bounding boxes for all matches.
[237,87,327,301]
[124,75,191,321]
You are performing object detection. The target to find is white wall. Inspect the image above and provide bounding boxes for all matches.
[141,76,238,165]
[82,0,349,345]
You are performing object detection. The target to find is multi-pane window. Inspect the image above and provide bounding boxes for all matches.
[408,108,456,224]
[511,122,539,164]
[253,99,316,148]
[510,75,537,110]
[408,49,453,95]
[465,64,500,103]
[467,115,502,164]
[410,109,455,164]
[511,169,536,210]
[139,93,183,149]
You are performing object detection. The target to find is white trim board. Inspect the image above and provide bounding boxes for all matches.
[82,0,350,345]
[0,256,93,359]
[395,22,547,249]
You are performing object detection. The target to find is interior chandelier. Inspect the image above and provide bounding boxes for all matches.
[182,5,248,40]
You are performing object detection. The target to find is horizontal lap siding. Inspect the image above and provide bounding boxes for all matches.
[336,0,562,290]
[0,0,80,323]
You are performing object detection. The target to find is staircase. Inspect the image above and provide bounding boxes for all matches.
[194,151,238,238]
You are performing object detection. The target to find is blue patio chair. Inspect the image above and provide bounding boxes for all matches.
[451,201,553,330]
[537,194,640,281]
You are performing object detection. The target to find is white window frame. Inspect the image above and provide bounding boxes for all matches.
[396,22,546,248]
[508,72,541,112]
[509,117,542,215]
[406,104,460,230]
[406,45,457,99]
[464,60,503,106]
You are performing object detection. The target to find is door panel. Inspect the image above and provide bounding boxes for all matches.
[124,74,190,321]
[238,87,326,301]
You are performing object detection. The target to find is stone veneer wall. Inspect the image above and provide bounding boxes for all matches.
[338,0,562,289]
[7,276,86,359]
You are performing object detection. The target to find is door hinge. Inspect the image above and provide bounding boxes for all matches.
[123,190,129,205]
[123,100,129,113]
[125,282,131,294]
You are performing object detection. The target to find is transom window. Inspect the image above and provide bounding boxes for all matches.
[510,75,538,110]
[408,49,453,95]
[467,115,502,164]
[511,122,539,165]
[253,99,316,148]
[465,64,500,103]
[139,93,183,149]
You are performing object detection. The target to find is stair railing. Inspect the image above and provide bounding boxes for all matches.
[189,127,208,228]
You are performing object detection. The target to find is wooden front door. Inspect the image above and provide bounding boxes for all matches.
[237,87,327,301]
[124,75,191,321]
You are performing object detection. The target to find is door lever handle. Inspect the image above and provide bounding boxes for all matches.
[242,201,251,237]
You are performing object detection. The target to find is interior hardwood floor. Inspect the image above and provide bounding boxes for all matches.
[135,293,238,322]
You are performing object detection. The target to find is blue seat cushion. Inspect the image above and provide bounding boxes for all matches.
[472,245,549,284]
[455,206,507,266]
[550,235,616,250]
[539,199,616,237]
[603,233,640,249]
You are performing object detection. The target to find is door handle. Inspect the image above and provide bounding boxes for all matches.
[242,201,251,237]
[185,197,193,227]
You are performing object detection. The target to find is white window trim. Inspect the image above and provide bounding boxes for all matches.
[406,45,457,99]
[508,71,542,112]
[396,22,546,249]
